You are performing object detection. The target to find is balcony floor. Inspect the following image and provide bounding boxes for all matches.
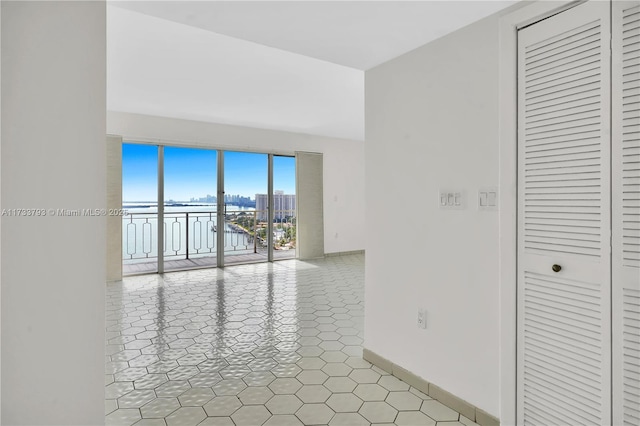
[123,250,297,275]
[106,253,476,426]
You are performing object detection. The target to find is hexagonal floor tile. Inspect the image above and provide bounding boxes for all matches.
[320,351,348,363]
[271,364,302,378]
[155,380,191,398]
[295,385,332,403]
[165,407,206,426]
[248,358,278,372]
[295,403,335,425]
[212,379,247,396]
[341,346,363,357]
[324,376,358,393]
[269,378,303,395]
[321,363,353,377]
[220,365,252,380]
[105,382,134,399]
[265,394,304,415]
[134,373,170,390]
[386,391,423,411]
[297,346,324,357]
[358,401,398,423]
[140,397,180,419]
[188,372,222,388]
[147,360,179,374]
[178,387,214,407]
[105,408,141,426]
[345,357,371,369]
[243,371,276,386]
[297,370,329,385]
[353,383,389,402]
[203,396,242,417]
[319,341,344,351]
[115,367,148,382]
[117,389,156,409]
[420,399,460,421]
[348,368,381,384]
[378,375,410,391]
[326,393,364,413]
[238,386,274,405]
[274,355,303,367]
[231,405,272,426]
[107,253,469,426]
[168,366,200,381]
[408,387,429,398]
[296,357,326,370]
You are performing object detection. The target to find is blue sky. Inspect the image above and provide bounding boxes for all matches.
[123,144,295,201]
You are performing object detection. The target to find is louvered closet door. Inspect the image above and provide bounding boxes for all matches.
[613,2,640,425]
[517,1,611,424]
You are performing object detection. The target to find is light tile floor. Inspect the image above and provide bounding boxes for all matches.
[106,254,478,426]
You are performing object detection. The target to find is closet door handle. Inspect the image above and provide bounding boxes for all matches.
[552,264,562,273]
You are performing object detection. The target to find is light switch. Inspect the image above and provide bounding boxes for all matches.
[478,187,498,211]
[439,190,465,210]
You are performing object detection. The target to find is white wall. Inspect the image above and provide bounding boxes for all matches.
[107,111,366,255]
[365,13,504,417]
[1,2,106,424]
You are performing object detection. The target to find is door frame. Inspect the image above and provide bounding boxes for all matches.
[498,1,587,424]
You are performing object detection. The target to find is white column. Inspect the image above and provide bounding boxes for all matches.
[295,151,324,259]
[1,1,106,424]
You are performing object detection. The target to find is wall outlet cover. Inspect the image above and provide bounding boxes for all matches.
[417,308,427,329]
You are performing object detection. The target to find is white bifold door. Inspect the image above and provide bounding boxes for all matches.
[518,1,640,424]
[613,2,640,425]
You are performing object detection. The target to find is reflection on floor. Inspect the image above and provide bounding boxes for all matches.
[106,254,476,426]
[123,250,296,275]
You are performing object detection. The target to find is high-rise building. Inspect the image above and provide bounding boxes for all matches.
[255,191,296,220]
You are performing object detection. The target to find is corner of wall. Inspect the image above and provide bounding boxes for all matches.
[363,348,500,426]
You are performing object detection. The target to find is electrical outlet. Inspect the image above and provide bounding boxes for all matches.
[417,308,427,329]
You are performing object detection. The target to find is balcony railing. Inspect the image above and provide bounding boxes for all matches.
[123,210,296,265]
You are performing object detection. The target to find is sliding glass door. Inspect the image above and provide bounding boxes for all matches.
[272,155,296,260]
[122,143,296,274]
[223,151,268,265]
[163,147,217,272]
[122,144,159,275]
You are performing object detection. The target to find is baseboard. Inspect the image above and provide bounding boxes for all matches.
[363,348,500,426]
[325,249,365,257]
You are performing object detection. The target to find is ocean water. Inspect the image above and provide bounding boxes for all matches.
[122,203,289,263]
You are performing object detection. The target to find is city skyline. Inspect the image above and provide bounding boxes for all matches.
[188,191,294,203]
[123,144,296,201]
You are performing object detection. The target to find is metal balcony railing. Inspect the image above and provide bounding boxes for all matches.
[123,210,296,264]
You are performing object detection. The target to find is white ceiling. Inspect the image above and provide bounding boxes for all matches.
[107,1,517,141]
